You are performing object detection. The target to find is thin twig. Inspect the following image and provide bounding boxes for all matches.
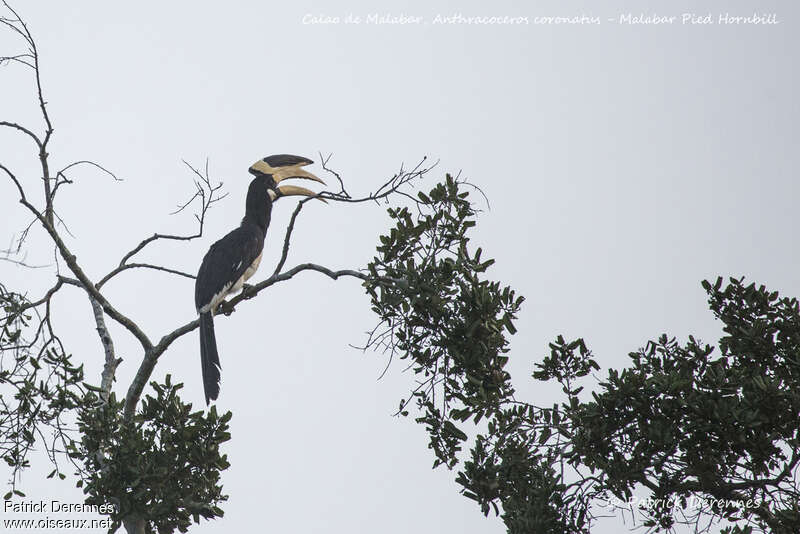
[51,160,121,200]
[97,263,196,289]
[0,120,41,146]
[0,248,48,268]
[112,161,225,267]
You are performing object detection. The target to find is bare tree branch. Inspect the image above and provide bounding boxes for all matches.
[319,152,349,198]
[3,6,430,498]
[1,3,33,47]
[271,156,434,279]
[271,197,306,277]
[0,52,34,69]
[88,297,121,404]
[123,262,371,420]
[0,2,54,225]
[1,6,431,532]
[97,263,195,290]
[56,160,121,182]
[51,159,121,201]
[0,120,41,146]
[0,162,26,200]
[14,217,36,253]
[319,156,436,206]
[10,195,153,350]
[0,247,48,268]
[18,278,64,311]
[121,150,424,415]
[99,160,225,289]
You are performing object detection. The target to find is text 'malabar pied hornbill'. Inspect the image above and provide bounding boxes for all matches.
[194,155,325,404]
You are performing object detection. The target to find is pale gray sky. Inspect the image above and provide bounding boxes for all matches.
[1,0,797,533]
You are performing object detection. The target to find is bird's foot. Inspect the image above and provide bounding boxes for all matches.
[215,299,233,316]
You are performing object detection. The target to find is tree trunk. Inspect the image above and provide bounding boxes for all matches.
[123,516,145,534]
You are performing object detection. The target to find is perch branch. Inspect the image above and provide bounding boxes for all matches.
[123,262,370,420]
[123,149,428,416]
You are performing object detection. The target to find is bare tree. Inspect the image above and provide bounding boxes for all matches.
[0,3,434,532]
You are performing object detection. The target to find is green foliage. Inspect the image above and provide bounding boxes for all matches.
[366,177,800,534]
[564,278,800,533]
[0,283,86,491]
[495,278,800,534]
[456,406,578,533]
[365,175,523,468]
[3,168,798,534]
[78,375,231,533]
[1,285,232,532]
[458,338,600,534]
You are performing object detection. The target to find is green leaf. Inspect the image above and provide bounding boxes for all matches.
[538,427,551,445]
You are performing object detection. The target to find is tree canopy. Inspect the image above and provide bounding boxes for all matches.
[1,3,798,534]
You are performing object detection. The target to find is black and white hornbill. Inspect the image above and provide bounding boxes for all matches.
[194,155,324,404]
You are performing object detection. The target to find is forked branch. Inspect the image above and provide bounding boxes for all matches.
[97,160,226,289]
[122,157,433,418]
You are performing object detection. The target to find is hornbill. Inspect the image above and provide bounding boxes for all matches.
[194,154,324,404]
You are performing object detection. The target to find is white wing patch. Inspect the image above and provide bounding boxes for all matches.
[199,281,234,314]
[198,252,264,315]
[232,251,263,293]
[243,251,263,282]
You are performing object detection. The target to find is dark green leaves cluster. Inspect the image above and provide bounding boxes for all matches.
[366,177,600,533]
[457,337,600,534]
[366,178,800,534]
[78,376,231,533]
[365,175,523,469]
[456,404,578,533]
[564,278,800,533]
[0,283,86,494]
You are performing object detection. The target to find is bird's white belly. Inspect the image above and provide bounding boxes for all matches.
[231,251,263,293]
[204,251,263,314]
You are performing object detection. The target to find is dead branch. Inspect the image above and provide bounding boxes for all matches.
[51,160,121,201]
[0,6,437,534]
[272,157,435,278]
[98,159,225,289]
[89,297,121,404]
[0,247,48,269]
[97,263,196,290]
[318,152,349,198]
[0,54,33,69]
[120,158,428,418]
[2,0,429,449]
[20,196,154,350]
[18,278,64,312]
[123,262,368,420]
[0,121,41,146]
[320,156,436,206]
[0,162,26,200]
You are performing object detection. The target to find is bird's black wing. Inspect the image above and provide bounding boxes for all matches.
[195,224,265,404]
[195,225,265,312]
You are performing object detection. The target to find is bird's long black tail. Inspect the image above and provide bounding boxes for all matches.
[199,311,221,404]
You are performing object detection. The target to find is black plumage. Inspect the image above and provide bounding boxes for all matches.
[195,178,272,404]
[194,155,324,404]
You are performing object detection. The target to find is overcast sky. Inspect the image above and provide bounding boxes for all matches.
[1,0,797,533]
